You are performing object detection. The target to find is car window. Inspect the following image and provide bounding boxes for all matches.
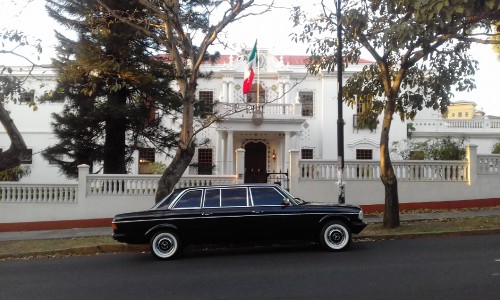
[250,187,284,206]
[221,188,248,207]
[204,189,221,208]
[173,189,202,209]
[154,189,183,209]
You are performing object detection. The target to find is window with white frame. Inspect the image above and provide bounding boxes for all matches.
[20,91,34,103]
[198,90,214,114]
[356,149,373,160]
[299,91,314,117]
[21,149,33,164]
[139,148,155,174]
[197,148,213,175]
[301,148,314,159]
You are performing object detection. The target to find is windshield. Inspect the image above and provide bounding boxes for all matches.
[280,188,307,205]
[151,189,183,210]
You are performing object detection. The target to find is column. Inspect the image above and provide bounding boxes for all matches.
[284,132,291,173]
[226,131,234,174]
[278,82,284,103]
[228,81,234,102]
[466,144,478,185]
[235,148,245,183]
[289,150,300,195]
[284,82,290,103]
[77,164,90,202]
[216,131,223,175]
[222,80,228,103]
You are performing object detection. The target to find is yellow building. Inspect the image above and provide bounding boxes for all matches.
[444,100,485,119]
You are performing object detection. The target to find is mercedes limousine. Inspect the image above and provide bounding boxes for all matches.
[112,184,367,260]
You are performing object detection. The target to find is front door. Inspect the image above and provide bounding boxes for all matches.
[244,142,267,183]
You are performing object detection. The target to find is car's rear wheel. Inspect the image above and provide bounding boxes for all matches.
[150,230,181,260]
[319,221,351,251]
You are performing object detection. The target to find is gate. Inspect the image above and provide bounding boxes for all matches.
[266,171,289,191]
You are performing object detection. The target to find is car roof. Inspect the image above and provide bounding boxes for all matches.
[174,183,281,192]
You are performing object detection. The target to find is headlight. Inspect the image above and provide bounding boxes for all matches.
[358,209,364,221]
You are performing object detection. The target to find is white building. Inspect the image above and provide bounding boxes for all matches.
[1,51,498,183]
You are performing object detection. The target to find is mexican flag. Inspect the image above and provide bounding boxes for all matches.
[243,40,257,94]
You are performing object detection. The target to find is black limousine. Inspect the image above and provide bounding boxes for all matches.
[112,184,367,259]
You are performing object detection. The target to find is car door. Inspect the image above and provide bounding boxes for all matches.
[200,187,254,243]
[166,189,204,242]
[248,186,291,241]
[249,186,315,241]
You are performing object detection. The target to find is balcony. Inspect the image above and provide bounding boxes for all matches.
[215,102,304,121]
[410,118,500,137]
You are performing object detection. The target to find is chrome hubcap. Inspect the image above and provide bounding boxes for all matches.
[329,229,344,244]
[158,237,173,252]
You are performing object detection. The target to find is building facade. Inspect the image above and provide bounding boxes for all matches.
[1,51,498,183]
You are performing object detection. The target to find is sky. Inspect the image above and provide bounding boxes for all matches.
[1,0,499,116]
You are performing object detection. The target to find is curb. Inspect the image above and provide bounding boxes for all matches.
[354,228,500,241]
[0,244,148,260]
[1,229,500,260]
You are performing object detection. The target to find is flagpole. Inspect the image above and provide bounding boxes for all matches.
[257,44,260,106]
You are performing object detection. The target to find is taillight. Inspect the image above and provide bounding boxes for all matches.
[111,223,118,231]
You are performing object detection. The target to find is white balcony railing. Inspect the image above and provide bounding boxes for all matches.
[299,160,469,182]
[410,119,500,133]
[477,155,500,175]
[0,183,77,203]
[86,174,237,196]
[215,102,303,120]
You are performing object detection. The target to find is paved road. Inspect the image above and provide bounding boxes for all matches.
[1,235,499,300]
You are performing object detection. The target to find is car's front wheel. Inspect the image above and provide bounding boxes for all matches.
[319,221,351,251]
[150,230,181,260]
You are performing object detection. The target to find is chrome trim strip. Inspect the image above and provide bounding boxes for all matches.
[114,212,360,224]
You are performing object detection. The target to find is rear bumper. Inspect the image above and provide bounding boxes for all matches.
[112,233,146,245]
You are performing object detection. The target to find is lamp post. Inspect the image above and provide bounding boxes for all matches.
[336,0,345,204]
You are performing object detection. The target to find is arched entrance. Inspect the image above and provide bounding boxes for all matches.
[244,141,267,183]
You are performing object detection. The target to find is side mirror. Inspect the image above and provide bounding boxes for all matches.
[282,198,291,206]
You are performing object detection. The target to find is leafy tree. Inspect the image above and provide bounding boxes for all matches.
[493,21,500,60]
[44,0,181,177]
[294,0,500,227]
[0,166,31,181]
[492,141,500,154]
[392,137,467,161]
[94,0,274,202]
[0,30,42,172]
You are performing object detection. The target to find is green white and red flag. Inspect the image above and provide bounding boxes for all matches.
[243,40,257,94]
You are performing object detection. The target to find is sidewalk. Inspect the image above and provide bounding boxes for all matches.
[1,209,499,242]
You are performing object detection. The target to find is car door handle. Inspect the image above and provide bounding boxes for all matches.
[202,212,213,216]
[252,211,264,214]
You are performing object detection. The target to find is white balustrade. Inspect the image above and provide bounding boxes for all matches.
[216,102,302,119]
[298,160,469,182]
[85,174,237,196]
[477,155,500,175]
[0,183,77,203]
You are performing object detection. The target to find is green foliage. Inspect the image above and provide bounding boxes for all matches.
[0,166,31,181]
[293,0,500,120]
[43,0,181,177]
[493,21,500,60]
[293,0,499,225]
[392,137,468,160]
[149,162,167,175]
[355,109,379,132]
[492,141,500,154]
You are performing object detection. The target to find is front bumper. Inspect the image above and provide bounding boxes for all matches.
[351,221,368,234]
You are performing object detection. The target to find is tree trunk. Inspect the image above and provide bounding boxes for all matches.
[380,100,400,228]
[155,90,196,202]
[103,89,127,174]
[0,102,27,171]
[155,143,195,203]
